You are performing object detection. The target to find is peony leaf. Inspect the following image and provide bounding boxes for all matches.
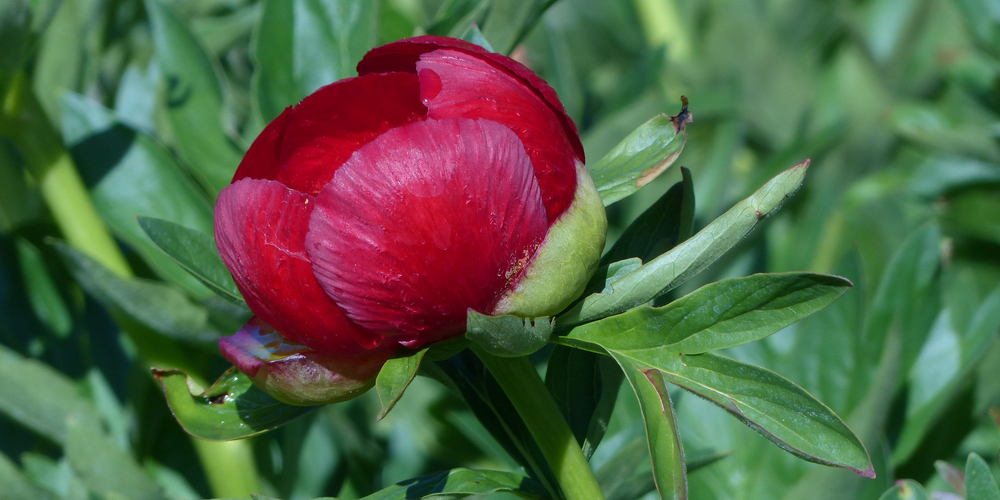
[544,345,622,459]
[466,310,553,357]
[137,216,245,305]
[612,353,687,500]
[460,23,495,52]
[588,100,692,207]
[561,160,809,326]
[252,0,378,124]
[877,480,929,500]
[0,450,55,500]
[65,415,166,500]
[52,241,222,343]
[375,348,428,421]
[479,0,552,55]
[559,273,851,355]
[966,453,1000,500]
[153,367,316,441]
[146,0,245,196]
[352,467,544,499]
[602,167,696,266]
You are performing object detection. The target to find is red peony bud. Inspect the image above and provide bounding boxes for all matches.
[215,36,606,404]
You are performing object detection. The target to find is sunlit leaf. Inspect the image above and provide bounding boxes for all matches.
[376,348,428,421]
[355,467,543,499]
[966,453,1000,500]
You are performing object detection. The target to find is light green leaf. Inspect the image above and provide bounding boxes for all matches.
[356,467,542,499]
[561,273,850,355]
[252,0,379,123]
[877,479,929,500]
[375,348,428,421]
[138,217,244,305]
[910,155,1000,198]
[612,354,687,500]
[0,450,57,500]
[602,167,695,266]
[15,237,71,337]
[562,161,809,326]
[588,106,691,207]
[153,367,316,441]
[31,0,103,123]
[479,0,552,55]
[65,415,166,500]
[459,23,494,51]
[465,310,552,357]
[146,0,245,196]
[52,241,222,343]
[966,453,1000,500]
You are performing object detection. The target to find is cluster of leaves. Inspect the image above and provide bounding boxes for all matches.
[1,1,999,500]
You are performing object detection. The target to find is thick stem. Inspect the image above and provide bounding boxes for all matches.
[3,72,262,498]
[473,348,607,500]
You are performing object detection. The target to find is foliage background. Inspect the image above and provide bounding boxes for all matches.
[1,0,1000,498]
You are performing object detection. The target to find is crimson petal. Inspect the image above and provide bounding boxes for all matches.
[215,178,385,355]
[306,118,548,347]
[232,72,427,195]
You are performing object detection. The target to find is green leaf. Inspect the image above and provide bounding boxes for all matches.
[0,139,38,233]
[146,0,245,196]
[588,104,692,207]
[544,345,622,458]
[52,241,222,343]
[0,344,99,444]
[612,354,687,500]
[153,367,316,441]
[65,415,166,500]
[356,467,542,499]
[459,22,494,52]
[137,217,244,304]
[877,480,929,500]
[935,460,966,496]
[375,348,428,421]
[252,0,379,123]
[943,187,1000,245]
[561,273,851,355]
[966,453,1000,500]
[31,0,103,123]
[0,0,30,97]
[646,352,873,477]
[910,155,1000,198]
[19,453,89,500]
[61,93,216,296]
[602,167,695,266]
[465,310,552,357]
[428,0,491,38]
[0,450,57,500]
[479,0,552,55]
[562,161,809,326]
[16,237,72,337]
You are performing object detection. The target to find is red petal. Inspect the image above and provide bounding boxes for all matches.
[306,118,548,347]
[415,49,578,223]
[232,72,427,195]
[357,36,585,164]
[215,178,385,355]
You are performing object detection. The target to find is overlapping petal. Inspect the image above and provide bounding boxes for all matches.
[215,178,385,355]
[232,72,427,195]
[306,118,548,347]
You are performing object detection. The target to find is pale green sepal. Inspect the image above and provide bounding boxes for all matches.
[493,161,608,318]
[466,310,553,357]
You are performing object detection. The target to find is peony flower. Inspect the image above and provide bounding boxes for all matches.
[214,36,607,405]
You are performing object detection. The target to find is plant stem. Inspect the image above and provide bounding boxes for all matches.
[473,348,607,500]
[2,72,262,499]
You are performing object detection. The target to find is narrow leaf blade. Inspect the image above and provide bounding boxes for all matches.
[376,348,428,421]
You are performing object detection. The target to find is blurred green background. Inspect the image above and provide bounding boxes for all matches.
[1,0,1000,499]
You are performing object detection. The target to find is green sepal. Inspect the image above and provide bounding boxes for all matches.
[466,310,553,357]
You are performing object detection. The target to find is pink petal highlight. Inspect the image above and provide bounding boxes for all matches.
[306,118,548,347]
[232,73,427,195]
[214,178,385,355]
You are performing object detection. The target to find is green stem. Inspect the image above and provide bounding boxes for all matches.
[2,72,262,499]
[473,348,607,500]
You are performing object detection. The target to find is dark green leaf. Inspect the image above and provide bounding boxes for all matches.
[602,167,695,266]
[588,106,691,207]
[427,0,490,38]
[252,0,379,123]
[943,188,1000,245]
[153,367,316,441]
[612,354,687,500]
[52,241,222,343]
[561,273,851,355]
[910,156,1000,198]
[0,0,30,96]
[61,93,215,296]
[459,23,494,51]
[544,345,622,458]
[465,310,552,357]
[0,451,56,500]
[0,344,99,444]
[877,480,929,500]
[966,453,1000,500]
[376,348,428,421]
[65,415,166,500]
[138,217,244,304]
[480,0,552,55]
[562,161,809,326]
[192,3,261,55]
[0,139,38,233]
[356,467,543,499]
[146,0,245,195]
[16,237,71,337]
[647,352,873,477]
